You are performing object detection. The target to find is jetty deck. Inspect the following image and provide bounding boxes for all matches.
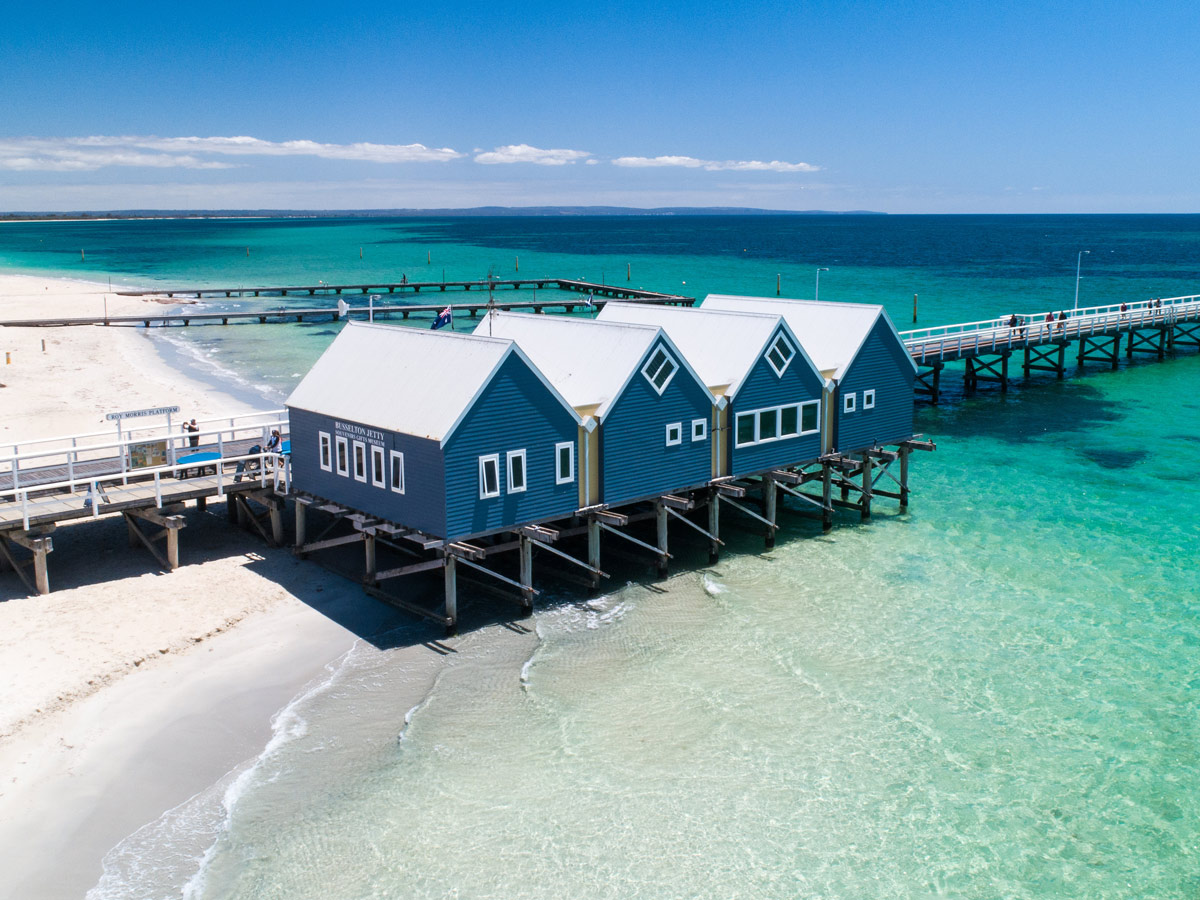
[903,294,1200,399]
[0,279,693,329]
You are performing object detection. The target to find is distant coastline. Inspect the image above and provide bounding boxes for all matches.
[0,206,886,222]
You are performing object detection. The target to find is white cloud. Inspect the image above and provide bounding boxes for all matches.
[0,135,463,171]
[474,144,591,166]
[613,155,818,173]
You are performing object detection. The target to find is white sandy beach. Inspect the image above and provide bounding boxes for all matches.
[0,274,446,899]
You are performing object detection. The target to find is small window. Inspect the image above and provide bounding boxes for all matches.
[319,432,332,472]
[843,392,857,414]
[555,442,574,484]
[765,333,796,376]
[692,418,707,441]
[863,389,876,410]
[665,422,682,446]
[370,445,385,488]
[479,454,500,499]
[390,450,405,494]
[353,440,367,483]
[735,412,756,447]
[780,405,799,437]
[335,436,349,477]
[801,401,820,434]
[641,345,679,394]
[507,449,527,494]
[758,409,779,441]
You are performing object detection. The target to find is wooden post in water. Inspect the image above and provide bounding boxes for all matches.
[515,256,519,272]
[360,247,363,259]
[899,446,910,512]
[444,555,458,634]
[708,489,721,563]
[627,262,631,281]
[294,500,307,551]
[821,463,834,532]
[587,517,602,590]
[428,250,431,264]
[519,535,534,614]
[860,453,874,521]
[364,533,376,585]
[656,501,669,577]
[776,273,781,296]
[763,475,777,549]
[913,293,918,323]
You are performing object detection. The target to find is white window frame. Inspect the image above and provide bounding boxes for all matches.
[734,402,817,447]
[863,389,876,410]
[641,345,679,395]
[370,445,386,488]
[691,418,707,442]
[665,422,682,446]
[507,449,527,494]
[843,392,857,414]
[555,441,575,485]
[389,450,405,494]
[335,435,349,477]
[352,440,368,483]
[765,332,797,377]
[799,400,821,436]
[479,454,500,499]
[318,431,332,472]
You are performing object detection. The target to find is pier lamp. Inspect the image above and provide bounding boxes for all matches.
[815,267,830,302]
[1073,251,1090,311]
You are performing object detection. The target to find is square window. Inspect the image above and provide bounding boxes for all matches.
[507,449,527,493]
[370,446,385,488]
[692,418,707,441]
[352,441,367,483]
[735,412,757,447]
[390,450,405,494]
[335,436,349,477]
[641,345,679,394]
[319,432,332,472]
[780,405,799,436]
[843,392,857,414]
[863,389,876,410]
[555,442,575,484]
[479,454,500,499]
[766,333,796,376]
[666,422,682,446]
[758,408,779,441]
[801,401,820,434]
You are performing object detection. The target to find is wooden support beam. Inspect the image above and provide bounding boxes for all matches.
[659,493,694,511]
[860,452,874,521]
[899,446,911,512]
[664,505,724,547]
[294,499,306,549]
[531,536,607,579]
[822,462,833,532]
[447,541,486,561]
[715,482,747,499]
[456,554,541,597]
[374,557,445,582]
[517,523,559,542]
[591,509,629,527]
[707,488,721,563]
[768,469,804,485]
[864,448,899,462]
[364,582,452,627]
[519,536,534,611]
[444,556,458,634]
[588,517,602,588]
[718,494,778,530]
[364,533,377,585]
[598,521,671,559]
[298,531,365,554]
[763,476,777,549]
[655,502,670,576]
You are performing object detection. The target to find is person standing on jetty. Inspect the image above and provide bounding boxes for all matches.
[184,418,199,448]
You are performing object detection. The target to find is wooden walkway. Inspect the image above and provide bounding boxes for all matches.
[902,294,1200,399]
[0,279,693,329]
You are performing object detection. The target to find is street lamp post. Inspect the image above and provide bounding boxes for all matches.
[815,267,830,302]
[1073,251,1090,311]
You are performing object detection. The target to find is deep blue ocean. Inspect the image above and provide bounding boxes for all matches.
[3,215,1199,899]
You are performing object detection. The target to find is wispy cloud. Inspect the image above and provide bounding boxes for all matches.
[612,155,818,173]
[474,144,591,166]
[0,136,464,171]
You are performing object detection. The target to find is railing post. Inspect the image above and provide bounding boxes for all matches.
[21,490,29,530]
[154,471,162,507]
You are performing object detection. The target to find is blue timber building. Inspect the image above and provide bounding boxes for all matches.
[475,311,718,508]
[702,295,918,454]
[595,303,827,477]
[286,321,583,542]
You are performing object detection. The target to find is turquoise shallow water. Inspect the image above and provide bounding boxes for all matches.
[2,216,1197,897]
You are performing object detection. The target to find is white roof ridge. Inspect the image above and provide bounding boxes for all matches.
[345,318,514,346]
[706,293,886,314]
[486,310,661,333]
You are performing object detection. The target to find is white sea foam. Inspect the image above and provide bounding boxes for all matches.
[86,645,362,900]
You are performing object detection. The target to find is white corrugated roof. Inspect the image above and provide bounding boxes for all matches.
[702,294,893,378]
[286,321,578,443]
[595,302,806,398]
[472,311,662,418]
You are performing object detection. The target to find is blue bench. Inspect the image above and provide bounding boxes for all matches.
[176,451,221,478]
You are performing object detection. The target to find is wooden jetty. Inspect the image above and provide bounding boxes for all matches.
[0,279,693,329]
[903,294,1200,401]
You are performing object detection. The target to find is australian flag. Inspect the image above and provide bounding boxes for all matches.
[431,305,453,330]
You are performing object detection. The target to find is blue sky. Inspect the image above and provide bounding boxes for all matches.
[2,0,1197,213]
